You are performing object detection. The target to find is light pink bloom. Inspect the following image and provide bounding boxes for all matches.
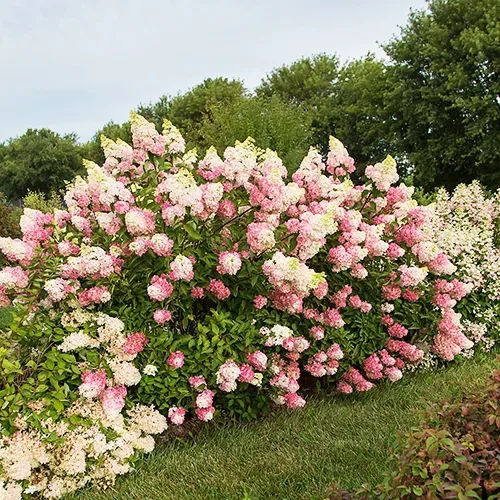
[247,351,268,371]
[100,385,127,417]
[196,406,215,422]
[154,309,172,324]
[189,376,207,389]
[283,392,306,408]
[167,351,185,369]
[123,332,148,355]
[196,389,215,409]
[168,406,186,425]
[79,369,107,398]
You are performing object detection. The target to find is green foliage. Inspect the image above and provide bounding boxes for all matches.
[0,192,21,238]
[0,304,82,431]
[23,189,65,213]
[0,307,13,329]
[138,78,246,149]
[257,53,339,106]
[0,129,83,200]
[385,0,500,191]
[201,95,313,173]
[257,54,339,151]
[331,55,400,177]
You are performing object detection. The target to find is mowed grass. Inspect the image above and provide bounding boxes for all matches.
[69,353,498,500]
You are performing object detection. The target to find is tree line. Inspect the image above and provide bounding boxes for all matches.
[1,0,498,201]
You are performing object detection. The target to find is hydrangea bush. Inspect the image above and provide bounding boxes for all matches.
[422,182,500,358]
[0,113,498,498]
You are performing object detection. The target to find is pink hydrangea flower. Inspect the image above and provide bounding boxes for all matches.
[388,323,408,338]
[238,364,255,383]
[191,287,205,299]
[363,354,384,380]
[123,332,148,355]
[189,376,207,389]
[79,369,107,398]
[427,253,456,275]
[100,385,127,417]
[322,308,345,328]
[129,236,152,257]
[57,240,80,257]
[151,234,174,256]
[246,222,276,253]
[350,263,368,279]
[217,200,236,218]
[382,284,401,301]
[386,243,405,259]
[379,349,396,366]
[124,207,156,236]
[305,361,327,377]
[282,336,310,353]
[168,406,186,425]
[148,275,174,301]
[386,340,424,362]
[153,309,172,324]
[217,251,242,275]
[403,289,421,302]
[310,325,325,340]
[207,279,230,300]
[313,281,328,299]
[381,315,394,326]
[169,255,194,281]
[327,344,344,360]
[385,366,403,382]
[78,286,111,307]
[196,389,215,408]
[247,351,268,371]
[337,381,353,394]
[0,266,29,289]
[167,351,185,369]
[283,392,306,409]
[196,406,215,422]
[253,295,268,309]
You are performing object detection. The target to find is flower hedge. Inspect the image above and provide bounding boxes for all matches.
[0,112,498,498]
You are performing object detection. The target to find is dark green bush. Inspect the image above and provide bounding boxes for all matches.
[0,192,21,239]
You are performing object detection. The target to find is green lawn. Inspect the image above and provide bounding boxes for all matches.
[69,353,498,500]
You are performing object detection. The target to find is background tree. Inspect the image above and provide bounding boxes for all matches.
[331,55,402,176]
[385,0,500,191]
[137,77,246,150]
[256,54,339,152]
[0,129,83,200]
[201,95,313,172]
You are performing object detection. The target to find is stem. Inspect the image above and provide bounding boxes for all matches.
[209,207,254,237]
[360,190,373,213]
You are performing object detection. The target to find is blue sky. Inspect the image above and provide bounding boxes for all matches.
[0,0,428,143]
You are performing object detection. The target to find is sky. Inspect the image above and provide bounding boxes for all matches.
[0,0,428,143]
